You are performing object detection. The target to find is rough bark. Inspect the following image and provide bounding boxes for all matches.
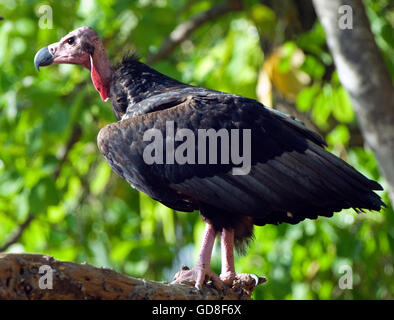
[313,0,394,205]
[0,253,265,300]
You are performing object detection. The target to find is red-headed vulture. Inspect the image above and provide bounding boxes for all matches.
[34,27,385,289]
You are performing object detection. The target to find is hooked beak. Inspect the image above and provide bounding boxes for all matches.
[34,46,54,71]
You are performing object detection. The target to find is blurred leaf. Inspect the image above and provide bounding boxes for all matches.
[301,55,326,80]
[332,87,354,123]
[296,83,321,112]
[90,160,112,195]
[326,124,350,146]
[265,45,310,101]
[0,170,24,196]
[28,177,60,213]
[248,4,277,36]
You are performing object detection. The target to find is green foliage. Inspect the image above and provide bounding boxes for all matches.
[0,0,392,300]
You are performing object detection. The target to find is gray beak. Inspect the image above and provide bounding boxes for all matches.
[34,46,54,71]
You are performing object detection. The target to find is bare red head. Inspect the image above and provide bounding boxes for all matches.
[34,27,112,101]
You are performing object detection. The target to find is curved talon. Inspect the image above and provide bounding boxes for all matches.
[195,284,202,291]
[250,273,259,286]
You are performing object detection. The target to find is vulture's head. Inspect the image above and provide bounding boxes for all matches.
[34,26,112,101]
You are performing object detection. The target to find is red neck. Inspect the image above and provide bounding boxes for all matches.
[88,40,112,101]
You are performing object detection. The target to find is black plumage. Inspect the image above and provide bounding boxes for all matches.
[98,55,385,244]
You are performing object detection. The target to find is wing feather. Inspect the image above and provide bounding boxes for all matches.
[98,88,385,225]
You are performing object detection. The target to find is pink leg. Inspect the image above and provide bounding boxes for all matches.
[195,223,216,282]
[172,223,222,289]
[220,228,263,286]
[220,228,236,284]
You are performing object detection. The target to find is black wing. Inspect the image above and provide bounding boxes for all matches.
[98,88,384,225]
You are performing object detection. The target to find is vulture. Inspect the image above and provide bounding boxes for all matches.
[34,27,385,289]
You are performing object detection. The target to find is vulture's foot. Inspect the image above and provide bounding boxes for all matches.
[172,265,223,290]
[220,271,236,285]
[220,272,263,286]
[234,273,265,286]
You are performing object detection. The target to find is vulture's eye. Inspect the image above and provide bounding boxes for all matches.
[67,37,75,45]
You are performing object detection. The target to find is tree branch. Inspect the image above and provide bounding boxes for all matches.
[0,215,34,252]
[313,0,394,205]
[147,0,242,65]
[0,253,265,300]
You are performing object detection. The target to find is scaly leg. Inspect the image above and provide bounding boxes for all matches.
[220,227,262,286]
[220,227,236,284]
[172,222,222,290]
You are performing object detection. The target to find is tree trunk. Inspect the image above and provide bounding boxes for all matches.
[312,0,394,205]
[0,253,265,300]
